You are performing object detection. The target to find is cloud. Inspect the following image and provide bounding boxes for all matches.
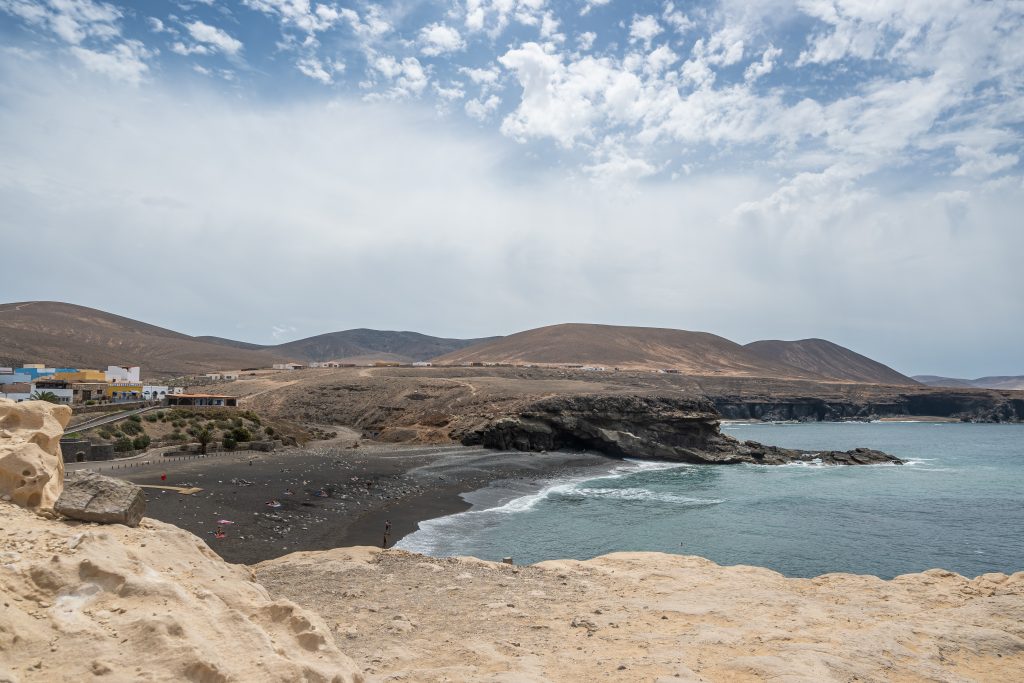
[629,15,662,48]
[296,56,343,84]
[366,54,428,99]
[420,22,465,57]
[0,0,122,44]
[185,20,243,56]
[465,94,500,120]
[242,0,344,34]
[69,39,151,85]
[579,0,610,17]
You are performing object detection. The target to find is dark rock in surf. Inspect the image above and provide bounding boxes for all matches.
[464,394,903,466]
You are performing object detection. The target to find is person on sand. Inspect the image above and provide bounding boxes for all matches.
[381,519,392,549]
[215,526,225,539]
[160,472,167,482]
[284,488,294,496]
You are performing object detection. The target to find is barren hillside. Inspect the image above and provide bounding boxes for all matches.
[743,338,918,386]
[434,323,828,379]
[0,301,280,376]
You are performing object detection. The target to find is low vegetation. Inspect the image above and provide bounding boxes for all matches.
[79,407,294,454]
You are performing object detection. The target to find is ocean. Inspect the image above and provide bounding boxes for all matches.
[396,422,1024,578]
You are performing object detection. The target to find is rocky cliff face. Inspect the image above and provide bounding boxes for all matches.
[713,391,1024,423]
[0,398,70,509]
[0,504,362,682]
[464,394,902,465]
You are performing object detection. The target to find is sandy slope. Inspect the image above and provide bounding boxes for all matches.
[257,547,1024,683]
[0,504,361,682]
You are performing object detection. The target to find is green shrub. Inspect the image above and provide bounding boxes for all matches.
[221,435,237,450]
[168,431,185,442]
[120,421,142,436]
[113,437,133,452]
[264,426,275,437]
[128,414,141,423]
[85,400,95,406]
[132,434,151,450]
[144,414,158,423]
[156,410,165,419]
[231,427,252,443]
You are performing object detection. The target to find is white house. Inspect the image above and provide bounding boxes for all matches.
[29,383,73,404]
[142,385,170,400]
[273,363,305,370]
[106,365,141,382]
[412,361,433,367]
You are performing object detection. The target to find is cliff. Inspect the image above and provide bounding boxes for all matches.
[256,546,1024,682]
[0,504,362,682]
[463,394,902,464]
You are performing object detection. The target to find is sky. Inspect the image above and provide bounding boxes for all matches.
[0,0,1022,377]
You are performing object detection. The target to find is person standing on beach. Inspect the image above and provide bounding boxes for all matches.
[382,519,392,549]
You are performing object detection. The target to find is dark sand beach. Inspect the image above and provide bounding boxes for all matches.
[104,444,614,564]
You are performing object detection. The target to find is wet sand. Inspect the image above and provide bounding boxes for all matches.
[116,444,614,564]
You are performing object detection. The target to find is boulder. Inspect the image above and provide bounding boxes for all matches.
[0,398,71,509]
[55,471,146,527]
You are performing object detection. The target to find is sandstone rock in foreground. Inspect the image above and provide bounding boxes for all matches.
[0,398,70,509]
[257,547,1024,682]
[55,471,147,527]
[468,394,904,465]
[0,503,361,682]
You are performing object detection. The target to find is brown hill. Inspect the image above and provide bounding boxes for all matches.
[433,323,829,379]
[0,301,281,377]
[743,339,919,386]
[267,329,498,363]
[914,375,1024,390]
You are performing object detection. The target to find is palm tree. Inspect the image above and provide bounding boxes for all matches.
[195,427,213,454]
[30,391,60,404]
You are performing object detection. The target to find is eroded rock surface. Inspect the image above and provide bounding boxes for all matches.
[466,394,903,465]
[257,547,1024,683]
[0,398,71,509]
[0,503,362,682]
[55,470,146,527]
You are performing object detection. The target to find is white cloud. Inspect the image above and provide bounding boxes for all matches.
[629,15,662,48]
[577,31,596,51]
[243,0,345,34]
[367,54,428,99]
[465,0,549,38]
[460,65,500,86]
[0,0,122,44]
[579,0,610,17]
[186,20,243,56]
[419,22,465,57]
[171,41,210,56]
[297,56,343,84]
[69,39,150,85]
[744,44,781,82]
[465,94,500,120]
[953,145,1019,178]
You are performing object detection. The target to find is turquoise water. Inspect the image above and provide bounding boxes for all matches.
[397,423,1024,578]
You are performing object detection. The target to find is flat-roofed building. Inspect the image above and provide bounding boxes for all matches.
[166,393,238,407]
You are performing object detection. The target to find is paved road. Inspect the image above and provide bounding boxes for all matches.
[69,404,161,433]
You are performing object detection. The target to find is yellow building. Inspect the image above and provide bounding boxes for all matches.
[105,382,143,401]
[52,369,107,382]
[21,363,46,369]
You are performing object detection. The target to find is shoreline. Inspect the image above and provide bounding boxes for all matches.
[119,443,616,565]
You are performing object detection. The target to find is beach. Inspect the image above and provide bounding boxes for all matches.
[111,443,615,564]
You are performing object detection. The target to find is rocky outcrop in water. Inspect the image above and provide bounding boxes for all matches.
[465,394,902,465]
